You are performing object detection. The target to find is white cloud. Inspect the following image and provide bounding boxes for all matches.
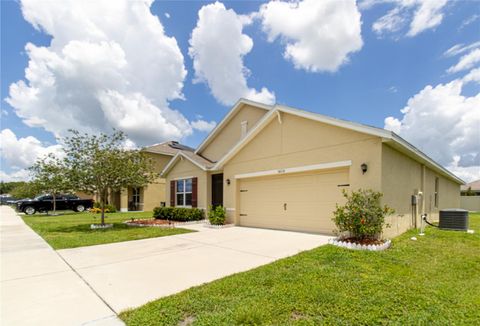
[444,41,480,57]
[447,48,480,74]
[165,12,170,19]
[388,86,399,93]
[446,156,480,184]
[0,170,31,183]
[407,0,447,37]
[0,129,62,170]
[384,71,480,182]
[373,7,406,35]
[189,2,275,106]
[458,14,480,30]
[191,120,217,133]
[368,0,448,37]
[7,0,192,147]
[462,68,480,83]
[258,0,363,73]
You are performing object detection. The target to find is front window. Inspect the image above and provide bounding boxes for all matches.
[176,179,192,206]
[132,188,141,205]
[434,177,439,208]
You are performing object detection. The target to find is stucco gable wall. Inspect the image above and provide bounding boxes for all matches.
[200,104,267,162]
[144,152,173,173]
[222,112,383,222]
[165,157,208,210]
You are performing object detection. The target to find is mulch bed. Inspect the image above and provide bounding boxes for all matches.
[127,219,172,225]
[340,237,385,245]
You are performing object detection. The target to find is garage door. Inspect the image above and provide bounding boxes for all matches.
[238,168,349,234]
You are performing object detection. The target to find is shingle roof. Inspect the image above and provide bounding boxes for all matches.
[143,141,195,156]
[180,151,215,169]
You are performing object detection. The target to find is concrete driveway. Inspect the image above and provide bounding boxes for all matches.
[58,224,332,313]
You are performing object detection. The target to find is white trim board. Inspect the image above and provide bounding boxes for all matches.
[171,176,195,181]
[234,160,352,179]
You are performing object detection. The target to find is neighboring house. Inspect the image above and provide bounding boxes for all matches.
[461,179,480,196]
[161,99,463,238]
[460,179,480,211]
[101,141,194,212]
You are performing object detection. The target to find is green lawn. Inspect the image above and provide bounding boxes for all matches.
[121,213,480,325]
[22,211,193,249]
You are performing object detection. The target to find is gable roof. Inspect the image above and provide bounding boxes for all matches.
[194,98,272,155]
[161,151,215,176]
[211,104,464,185]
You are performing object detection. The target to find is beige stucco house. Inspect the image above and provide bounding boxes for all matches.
[161,99,463,238]
[101,141,193,212]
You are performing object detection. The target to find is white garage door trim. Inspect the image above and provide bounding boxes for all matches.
[234,160,352,180]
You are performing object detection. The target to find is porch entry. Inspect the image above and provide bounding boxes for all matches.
[211,173,224,207]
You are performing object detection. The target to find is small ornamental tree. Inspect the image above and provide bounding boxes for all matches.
[29,154,72,215]
[333,189,394,240]
[63,130,157,225]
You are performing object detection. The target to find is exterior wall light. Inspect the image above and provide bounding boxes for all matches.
[226,179,231,185]
[361,163,368,174]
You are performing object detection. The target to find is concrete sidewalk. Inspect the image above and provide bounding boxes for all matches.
[0,206,123,326]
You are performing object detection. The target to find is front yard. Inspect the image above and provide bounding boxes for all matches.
[22,211,193,249]
[121,213,480,325]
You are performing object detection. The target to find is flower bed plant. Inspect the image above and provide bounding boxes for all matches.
[153,206,204,222]
[93,201,117,213]
[332,189,394,246]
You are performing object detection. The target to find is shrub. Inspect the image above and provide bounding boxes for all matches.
[332,189,394,240]
[153,206,204,222]
[208,205,226,225]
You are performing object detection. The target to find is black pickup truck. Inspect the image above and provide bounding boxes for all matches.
[16,194,94,215]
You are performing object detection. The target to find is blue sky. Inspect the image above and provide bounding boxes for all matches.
[1,0,479,182]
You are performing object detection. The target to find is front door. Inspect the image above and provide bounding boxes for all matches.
[211,174,223,207]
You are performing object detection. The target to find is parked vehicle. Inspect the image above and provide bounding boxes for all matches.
[0,195,17,205]
[16,194,94,215]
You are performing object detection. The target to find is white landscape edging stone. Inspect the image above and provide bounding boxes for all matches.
[204,223,235,229]
[90,223,113,230]
[328,238,391,251]
[124,219,207,228]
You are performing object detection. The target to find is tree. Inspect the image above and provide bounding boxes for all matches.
[9,182,41,199]
[30,155,72,215]
[0,181,26,195]
[63,130,157,225]
[464,187,476,196]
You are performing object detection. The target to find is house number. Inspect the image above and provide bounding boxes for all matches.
[277,169,285,173]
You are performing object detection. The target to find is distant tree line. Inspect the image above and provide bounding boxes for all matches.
[0,181,40,199]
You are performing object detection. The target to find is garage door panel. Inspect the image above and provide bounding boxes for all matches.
[238,168,348,234]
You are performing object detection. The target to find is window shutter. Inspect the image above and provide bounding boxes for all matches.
[192,177,198,208]
[170,180,176,207]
